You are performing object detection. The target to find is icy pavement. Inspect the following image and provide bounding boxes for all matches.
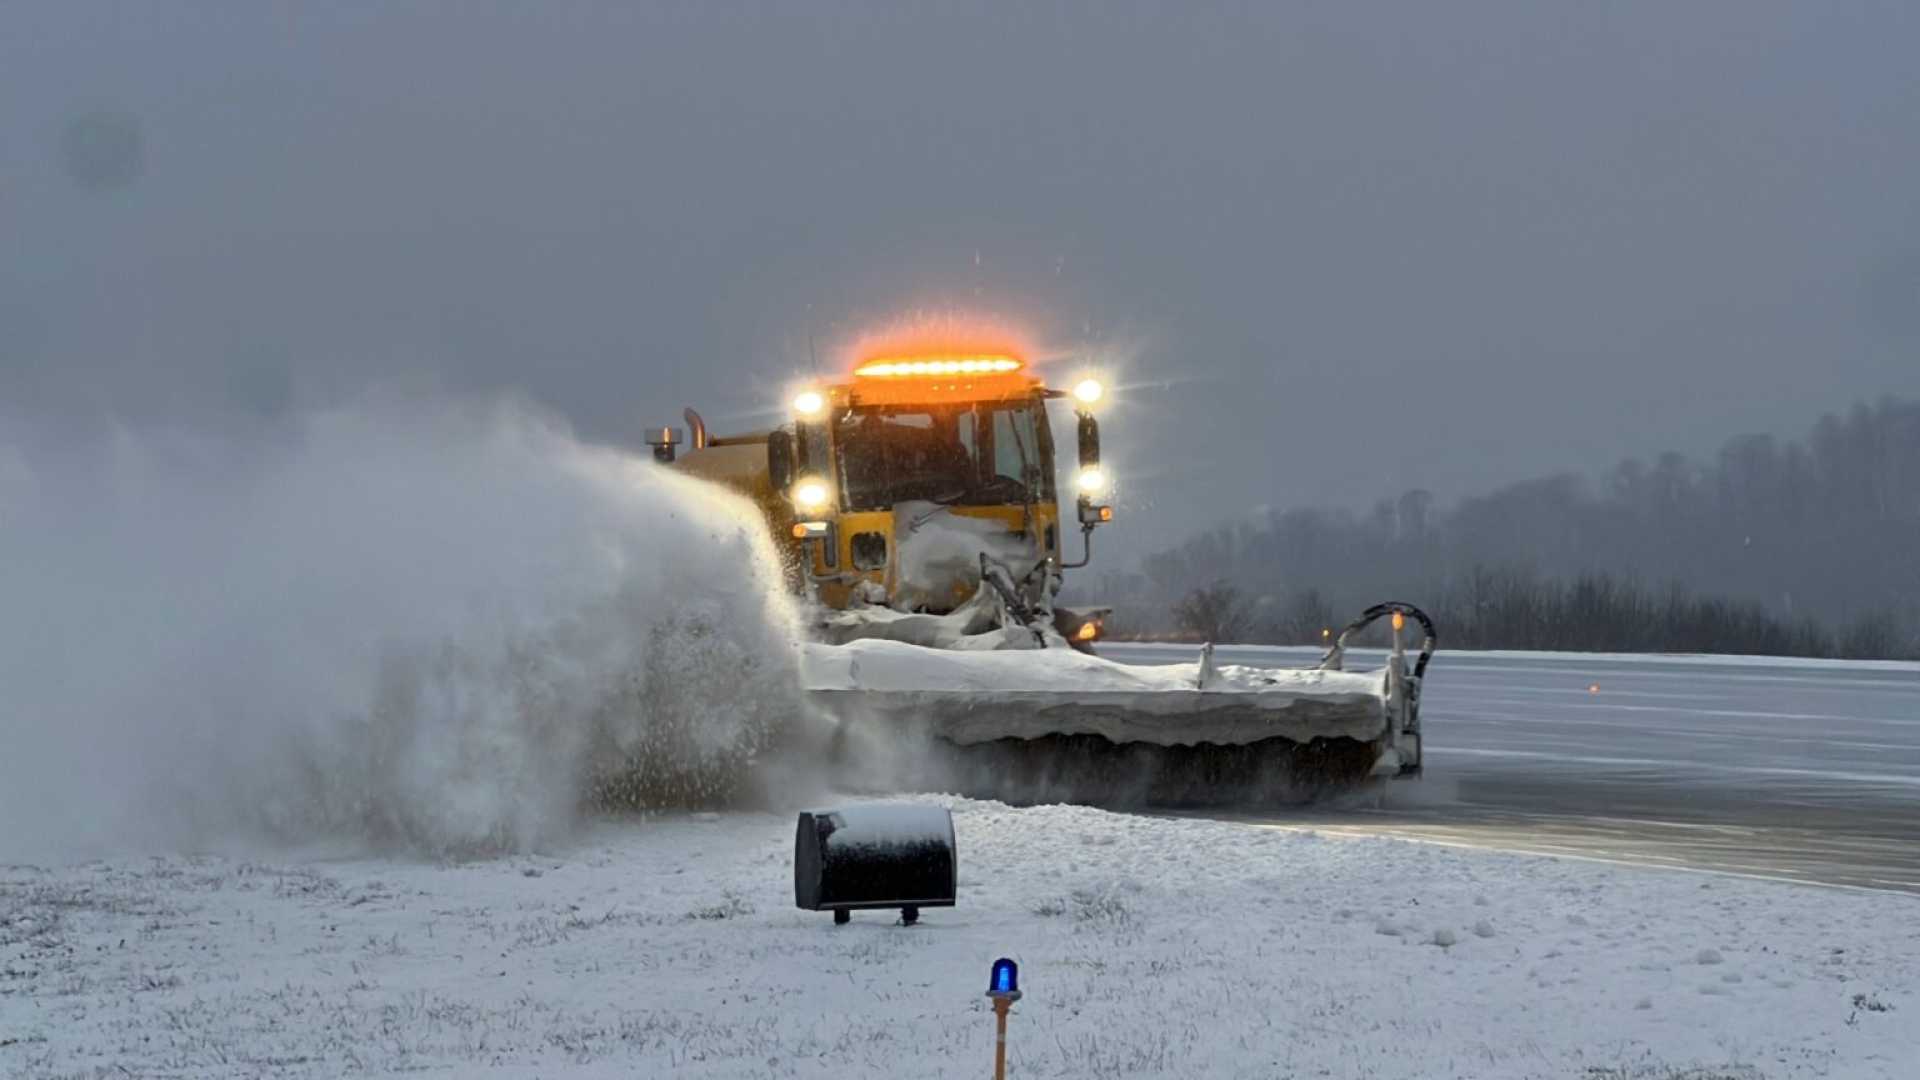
[5,801,1915,1078]
[1107,644,1920,892]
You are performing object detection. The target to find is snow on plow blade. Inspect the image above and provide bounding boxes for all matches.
[805,604,1430,807]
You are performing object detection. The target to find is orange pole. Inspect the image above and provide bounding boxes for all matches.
[992,998,1011,1080]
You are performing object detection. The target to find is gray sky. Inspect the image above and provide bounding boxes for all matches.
[5,2,1918,564]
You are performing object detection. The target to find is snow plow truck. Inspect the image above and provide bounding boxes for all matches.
[649,344,1432,804]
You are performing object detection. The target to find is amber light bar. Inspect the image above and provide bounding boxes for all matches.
[854,355,1023,378]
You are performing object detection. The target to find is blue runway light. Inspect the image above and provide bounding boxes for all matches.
[985,957,1022,1079]
[988,958,1019,998]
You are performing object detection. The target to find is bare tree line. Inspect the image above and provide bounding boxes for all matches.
[1090,396,1920,660]
[1156,570,1911,659]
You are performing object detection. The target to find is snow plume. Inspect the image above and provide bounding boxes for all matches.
[0,395,806,860]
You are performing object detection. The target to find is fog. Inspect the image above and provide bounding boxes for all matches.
[5,4,1918,565]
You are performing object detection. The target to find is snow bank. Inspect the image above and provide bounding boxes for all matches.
[1104,641,1920,676]
[803,638,1383,696]
[0,396,807,859]
[804,639,1391,746]
[4,802,1913,1078]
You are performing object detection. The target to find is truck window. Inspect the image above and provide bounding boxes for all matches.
[836,400,1051,511]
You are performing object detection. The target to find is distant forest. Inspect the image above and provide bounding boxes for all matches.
[1088,396,1920,660]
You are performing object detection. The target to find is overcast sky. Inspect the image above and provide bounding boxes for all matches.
[5,2,1918,563]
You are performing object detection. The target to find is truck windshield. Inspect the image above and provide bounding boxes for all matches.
[835,400,1055,511]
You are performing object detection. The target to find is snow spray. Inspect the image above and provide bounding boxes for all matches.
[0,394,808,859]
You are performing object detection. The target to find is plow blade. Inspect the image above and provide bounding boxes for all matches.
[804,605,1429,808]
[895,731,1386,807]
[812,689,1394,806]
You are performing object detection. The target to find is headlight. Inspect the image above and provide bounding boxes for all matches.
[791,389,825,419]
[1076,467,1108,495]
[793,478,831,511]
[1071,378,1104,406]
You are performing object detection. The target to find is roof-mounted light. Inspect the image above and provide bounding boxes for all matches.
[853,354,1024,378]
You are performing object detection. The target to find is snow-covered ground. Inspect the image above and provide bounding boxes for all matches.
[6,799,1915,1079]
[5,410,1915,1077]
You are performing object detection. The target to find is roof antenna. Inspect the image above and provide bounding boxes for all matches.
[806,303,820,377]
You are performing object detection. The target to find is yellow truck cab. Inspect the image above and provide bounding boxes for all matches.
[653,350,1111,641]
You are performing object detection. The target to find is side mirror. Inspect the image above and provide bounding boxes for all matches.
[767,430,796,493]
[1077,414,1100,469]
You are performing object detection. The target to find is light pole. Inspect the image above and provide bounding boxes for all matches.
[986,958,1021,1080]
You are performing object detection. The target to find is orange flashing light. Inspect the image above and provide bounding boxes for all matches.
[854,355,1023,378]
[1391,611,1406,632]
[1076,622,1099,641]
[1097,506,1114,522]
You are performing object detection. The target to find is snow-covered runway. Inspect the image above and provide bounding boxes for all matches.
[4,801,1915,1078]
[1105,645,1920,893]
